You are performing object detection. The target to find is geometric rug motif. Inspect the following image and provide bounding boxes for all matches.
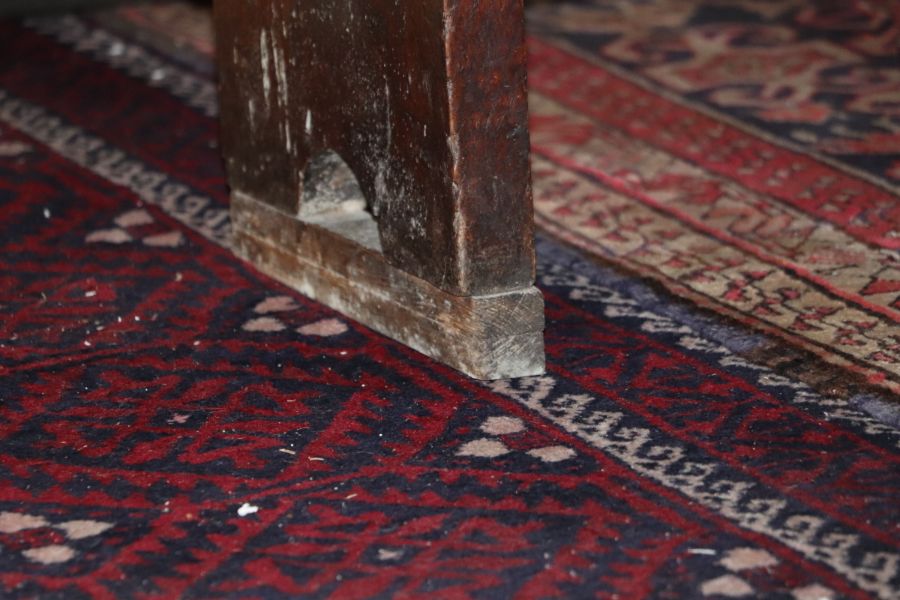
[524,11,900,394]
[526,0,900,395]
[25,3,900,397]
[0,6,898,600]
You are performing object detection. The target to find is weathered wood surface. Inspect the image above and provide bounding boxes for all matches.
[233,193,545,379]
[215,0,534,295]
[215,0,545,378]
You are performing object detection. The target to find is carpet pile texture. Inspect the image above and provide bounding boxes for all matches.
[0,1,898,598]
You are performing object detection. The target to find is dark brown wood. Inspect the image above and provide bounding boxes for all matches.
[214,0,544,378]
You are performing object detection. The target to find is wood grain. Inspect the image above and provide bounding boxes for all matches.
[215,0,545,377]
[215,0,534,295]
[232,193,545,379]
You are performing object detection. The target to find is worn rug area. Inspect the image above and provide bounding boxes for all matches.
[1,2,899,599]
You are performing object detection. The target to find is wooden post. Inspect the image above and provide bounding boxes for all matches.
[214,0,544,379]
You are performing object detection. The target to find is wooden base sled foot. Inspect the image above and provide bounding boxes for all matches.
[232,192,545,380]
[216,1,545,379]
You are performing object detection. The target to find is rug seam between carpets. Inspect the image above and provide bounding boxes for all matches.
[4,79,896,439]
[535,212,900,397]
[21,12,900,385]
[2,80,897,443]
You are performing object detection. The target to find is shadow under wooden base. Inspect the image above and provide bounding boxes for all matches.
[231,192,545,380]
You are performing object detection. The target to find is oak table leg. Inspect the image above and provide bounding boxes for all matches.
[214,0,544,379]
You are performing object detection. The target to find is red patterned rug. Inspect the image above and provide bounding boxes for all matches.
[0,2,898,598]
[526,0,900,398]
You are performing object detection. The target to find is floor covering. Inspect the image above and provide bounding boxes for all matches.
[0,1,898,598]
